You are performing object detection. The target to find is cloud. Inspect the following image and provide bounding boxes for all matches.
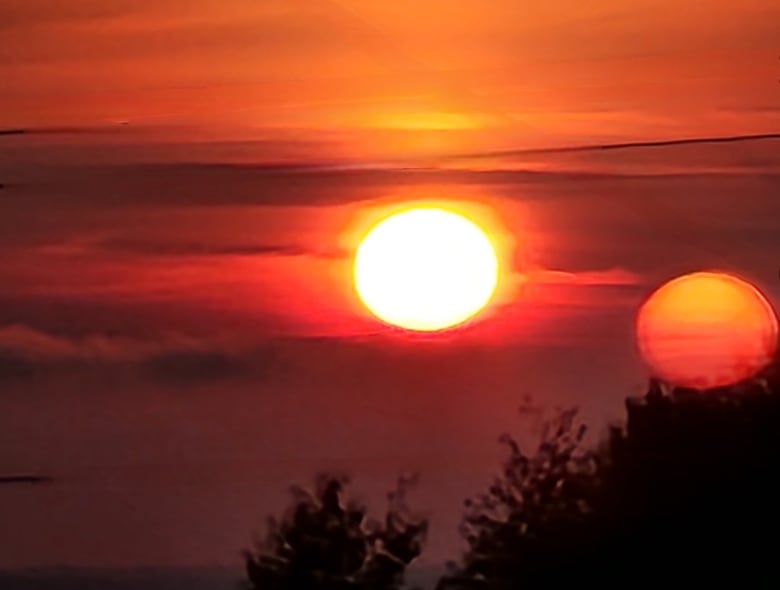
[0,324,269,382]
[0,324,81,359]
[527,267,643,287]
[0,352,36,380]
[19,233,345,261]
[141,350,251,383]
[0,1,137,30]
[442,134,780,176]
[89,238,345,259]
[458,133,780,159]
[3,134,778,216]
[0,323,204,364]
[508,268,648,320]
[0,163,395,209]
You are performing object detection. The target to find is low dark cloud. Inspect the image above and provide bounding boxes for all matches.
[0,1,139,31]
[0,163,388,208]
[0,324,271,384]
[0,352,36,381]
[0,295,252,340]
[2,135,779,215]
[452,133,780,159]
[91,238,345,259]
[141,350,251,384]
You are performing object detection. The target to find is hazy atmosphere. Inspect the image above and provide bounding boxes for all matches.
[2,1,779,587]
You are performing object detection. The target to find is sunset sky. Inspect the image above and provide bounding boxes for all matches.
[1,0,780,573]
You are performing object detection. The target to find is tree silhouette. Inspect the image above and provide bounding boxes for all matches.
[603,367,780,585]
[437,408,604,589]
[244,473,428,590]
[439,361,780,588]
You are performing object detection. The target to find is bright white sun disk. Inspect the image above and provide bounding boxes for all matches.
[353,208,499,331]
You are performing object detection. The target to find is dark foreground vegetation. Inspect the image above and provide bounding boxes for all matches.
[247,359,780,589]
[244,474,428,590]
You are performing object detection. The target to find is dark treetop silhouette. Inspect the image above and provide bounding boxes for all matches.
[436,357,780,589]
[244,473,428,590]
[435,407,602,590]
[242,359,780,589]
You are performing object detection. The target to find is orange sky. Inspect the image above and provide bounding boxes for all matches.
[2,0,779,155]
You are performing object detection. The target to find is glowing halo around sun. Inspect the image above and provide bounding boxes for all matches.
[636,271,779,390]
[353,207,499,332]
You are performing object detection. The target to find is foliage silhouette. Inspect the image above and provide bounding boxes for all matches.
[244,473,428,590]
[436,408,604,589]
[439,362,780,588]
[242,359,780,589]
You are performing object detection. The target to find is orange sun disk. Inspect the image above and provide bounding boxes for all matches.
[636,272,779,390]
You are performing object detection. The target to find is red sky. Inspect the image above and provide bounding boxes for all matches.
[2,136,779,568]
[1,0,780,573]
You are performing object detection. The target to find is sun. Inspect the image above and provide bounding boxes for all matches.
[636,271,778,390]
[353,207,499,332]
